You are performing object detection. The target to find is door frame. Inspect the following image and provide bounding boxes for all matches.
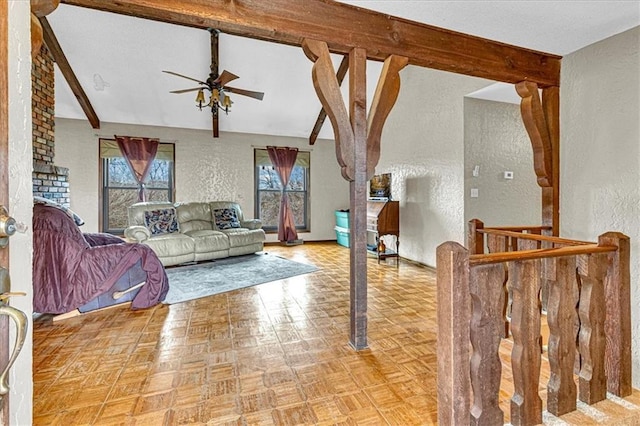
[0,0,11,422]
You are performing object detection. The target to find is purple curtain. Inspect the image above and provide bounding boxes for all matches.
[115,136,159,202]
[267,146,299,242]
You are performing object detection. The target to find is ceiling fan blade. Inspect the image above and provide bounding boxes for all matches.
[170,87,203,94]
[214,70,239,86]
[223,86,264,101]
[162,70,207,86]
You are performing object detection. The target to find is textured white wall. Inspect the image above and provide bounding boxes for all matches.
[561,26,640,387]
[464,98,541,227]
[55,119,349,242]
[378,65,490,267]
[7,1,33,423]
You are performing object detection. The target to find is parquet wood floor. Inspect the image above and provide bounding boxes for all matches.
[33,243,639,425]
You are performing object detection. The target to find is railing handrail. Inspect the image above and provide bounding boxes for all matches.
[469,243,617,265]
[482,225,552,233]
[478,228,595,246]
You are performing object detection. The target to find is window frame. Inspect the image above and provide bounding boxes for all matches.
[254,148,310,233]
[99,138,175,234]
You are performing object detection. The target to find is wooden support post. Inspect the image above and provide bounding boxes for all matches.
[303,39,407,351]
[577,253,607,404]
[468,219,484,254]
[509,239,542,426]
[599,232,632,397]
[436,242,471,425]
[348,47,368,350]
[469,264,505,426]
[542,87,559,236]
[546,255,578,416]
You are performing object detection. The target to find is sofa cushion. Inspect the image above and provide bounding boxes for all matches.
[144,232,195,258]
[183,229,229,253]
[144,208,179,235]
[213,208,241,230]
[176,202,213,233]
[222,228,266,247]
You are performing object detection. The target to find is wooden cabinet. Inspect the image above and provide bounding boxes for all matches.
[366,200,399,264]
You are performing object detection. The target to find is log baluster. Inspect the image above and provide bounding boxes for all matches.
[509,239,542,426]
[468,219,484,254]
[577,253,607,404]
[487,234,510,338]
[436,242,471,425]
[599,232,632,397]
[469,263,505,426]
[546,255,578,416]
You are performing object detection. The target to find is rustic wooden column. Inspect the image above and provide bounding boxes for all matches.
[303,39,407,350]
[348,47,369,349]
[468,219,484,254]
[599,232,632,397]
[436,242,471,425]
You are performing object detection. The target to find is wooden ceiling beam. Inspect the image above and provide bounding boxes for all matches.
[39,16,100,129]
[309,55,348,145]
[61,0,561,87]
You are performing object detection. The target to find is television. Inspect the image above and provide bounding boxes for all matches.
[369,173,391,199]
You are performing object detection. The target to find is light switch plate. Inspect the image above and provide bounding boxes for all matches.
[471,188,479,198]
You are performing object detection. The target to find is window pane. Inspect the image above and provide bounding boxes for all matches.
[258,167,283,190]
[286,166,306,191]
[148,160,171,189]
[146,189,169,202]
[108,158,137,187]
[286,192,306,226]
[108,188,138,229]
[259,191,281,228]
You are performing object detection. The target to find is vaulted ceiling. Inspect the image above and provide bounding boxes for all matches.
[47,1,640,140]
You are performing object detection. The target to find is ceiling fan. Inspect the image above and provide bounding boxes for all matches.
[163,28,264,138]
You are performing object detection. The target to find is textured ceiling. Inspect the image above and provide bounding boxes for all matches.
[47,1,640,139]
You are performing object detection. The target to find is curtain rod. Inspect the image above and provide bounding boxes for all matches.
[94,134,178,143]
[251,145,313,152]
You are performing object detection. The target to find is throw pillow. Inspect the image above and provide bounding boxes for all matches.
[144,208,179,235]
[213,208,241,230]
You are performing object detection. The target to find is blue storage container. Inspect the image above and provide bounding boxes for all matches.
[335,210,349,229]
[334,226,350,248]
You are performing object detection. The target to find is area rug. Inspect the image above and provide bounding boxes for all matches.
[162,253,318,304]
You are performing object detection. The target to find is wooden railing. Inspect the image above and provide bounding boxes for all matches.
[436,219,631,425]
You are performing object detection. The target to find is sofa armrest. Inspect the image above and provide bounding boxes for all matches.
[124,226,151,242]
[241,219,262,230]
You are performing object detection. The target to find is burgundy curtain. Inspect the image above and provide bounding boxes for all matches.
[115,136,159,202]
[267,146,299,242]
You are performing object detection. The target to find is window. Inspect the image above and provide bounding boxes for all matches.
[255,149,310,232]
[99,139,175,234]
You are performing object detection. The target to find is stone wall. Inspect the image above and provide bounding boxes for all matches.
[32,43,69,205]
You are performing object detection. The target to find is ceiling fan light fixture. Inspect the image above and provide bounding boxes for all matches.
[210,88,220,104]
[222,94,233,114]
[195,89,206,110]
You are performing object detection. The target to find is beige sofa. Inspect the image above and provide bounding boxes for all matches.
[124,201,265,266]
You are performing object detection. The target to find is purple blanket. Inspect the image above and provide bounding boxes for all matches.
[33,204,169,314]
